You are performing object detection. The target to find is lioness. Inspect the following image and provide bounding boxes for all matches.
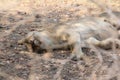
[18,17,120,59]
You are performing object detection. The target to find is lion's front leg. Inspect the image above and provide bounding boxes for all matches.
[65,32,84,60]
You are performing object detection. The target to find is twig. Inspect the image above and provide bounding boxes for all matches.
[90,48,103,80]
[53,57,71,80]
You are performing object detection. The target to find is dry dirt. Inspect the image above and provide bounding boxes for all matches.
[0,0,120,80]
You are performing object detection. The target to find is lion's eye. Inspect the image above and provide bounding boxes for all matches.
[34,40,42,46]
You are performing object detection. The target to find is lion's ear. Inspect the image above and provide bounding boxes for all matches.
[27,35,34,43]
[17,38,26,45]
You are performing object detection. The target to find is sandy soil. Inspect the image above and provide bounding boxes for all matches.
[0,0,120,80]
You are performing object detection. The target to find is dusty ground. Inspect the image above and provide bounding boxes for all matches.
[0,0,120,80]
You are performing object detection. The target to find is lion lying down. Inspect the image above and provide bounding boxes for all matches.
[18,17,120,60]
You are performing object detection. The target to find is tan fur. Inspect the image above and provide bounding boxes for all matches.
[18,16,120,59]
[54,17,120,58]
[99,11,120,30]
